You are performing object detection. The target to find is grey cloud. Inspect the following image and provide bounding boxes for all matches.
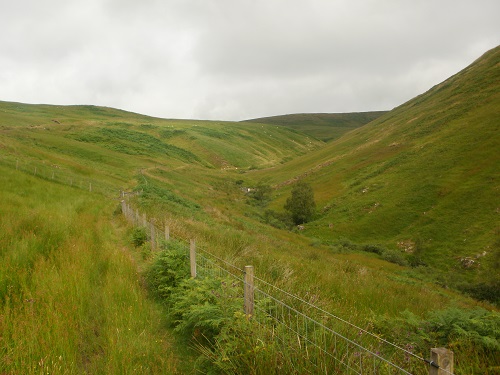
[0,0,499,120]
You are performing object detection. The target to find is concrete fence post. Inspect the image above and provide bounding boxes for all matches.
[244,265,254,318]
[429,348,454,375]
[190,239,196,278]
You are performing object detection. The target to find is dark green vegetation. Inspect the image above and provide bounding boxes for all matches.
[284,181,316,224]
[1,45,499,373]
[244,111,387,141]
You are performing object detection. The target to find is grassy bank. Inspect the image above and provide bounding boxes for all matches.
[0,165,184,373]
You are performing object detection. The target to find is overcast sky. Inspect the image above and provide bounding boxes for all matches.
[1,0,498,121]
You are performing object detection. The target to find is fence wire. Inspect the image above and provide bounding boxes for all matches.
[4,155,454,374]
[120,201,453,375]
[0,155,119,197]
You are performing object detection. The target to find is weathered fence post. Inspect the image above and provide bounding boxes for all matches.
[429,348,453,375]
[164,223,170,241]
[121,200,126,216]
[190,239,196,278]
[244,265,254,318]
[34,167,37,176]
[150,222,156,250]
[89,182,92,192]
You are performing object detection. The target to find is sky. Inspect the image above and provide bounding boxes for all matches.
[1,0,499,121]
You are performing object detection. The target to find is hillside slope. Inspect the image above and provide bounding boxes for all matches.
[256,45,499,298]
[244,111,387,141]
[0,100,322,183]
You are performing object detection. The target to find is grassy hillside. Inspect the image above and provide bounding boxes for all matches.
[244,111,387,141]
[254,45,500,301]
[0,165,191,373]
[1,47,499,373]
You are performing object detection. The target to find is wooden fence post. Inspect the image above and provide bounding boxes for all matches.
[89,182,92,192]
[16,159,19,170]
[429,348,453,375]
[244,265,254,318]
[165,223,170,241]
[190,239,196,278]
[150,222,156,250]
[142,213,147,227]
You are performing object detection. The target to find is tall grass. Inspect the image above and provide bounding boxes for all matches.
[0,166,181,374]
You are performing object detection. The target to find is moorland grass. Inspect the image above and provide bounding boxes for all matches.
[0,166,184,374]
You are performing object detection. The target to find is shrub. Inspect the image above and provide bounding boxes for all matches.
[362,244,385,255]
[145,241,189,301]
[131,227,148,247]
[247,183,273,207]
[372,308,500,373]
[459,280,500,305]
[168,277,242,344]
[382,249,409,266]
[263,209,293,229]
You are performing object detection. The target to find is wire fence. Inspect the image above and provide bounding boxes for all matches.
[2,156,454,374]
[120,200,455,375]
[0,154,121,197]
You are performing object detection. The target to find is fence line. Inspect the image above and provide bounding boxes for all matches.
[3,156,454,374]
[120,200,454,375]
[0,155,121,197]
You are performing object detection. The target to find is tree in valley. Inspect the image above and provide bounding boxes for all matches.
[284,181,316,225]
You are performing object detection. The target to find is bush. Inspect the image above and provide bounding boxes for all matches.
[382,249,409,266]
[145,241,189,301]
[372,308,500,374]
[362,244,385,255]
[131,227,148,247]
[458,280,500,305]
[247,183,273,207]
[263,209,293,229]
[169,277,242,344]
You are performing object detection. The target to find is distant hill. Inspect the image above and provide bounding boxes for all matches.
[243,111,387,141]
[256,45,500,300]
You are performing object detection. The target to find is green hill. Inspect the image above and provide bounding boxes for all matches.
[243,111,387,141]
[254,45,500,300]
[1,46,499,374]
[0,100,323,183]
